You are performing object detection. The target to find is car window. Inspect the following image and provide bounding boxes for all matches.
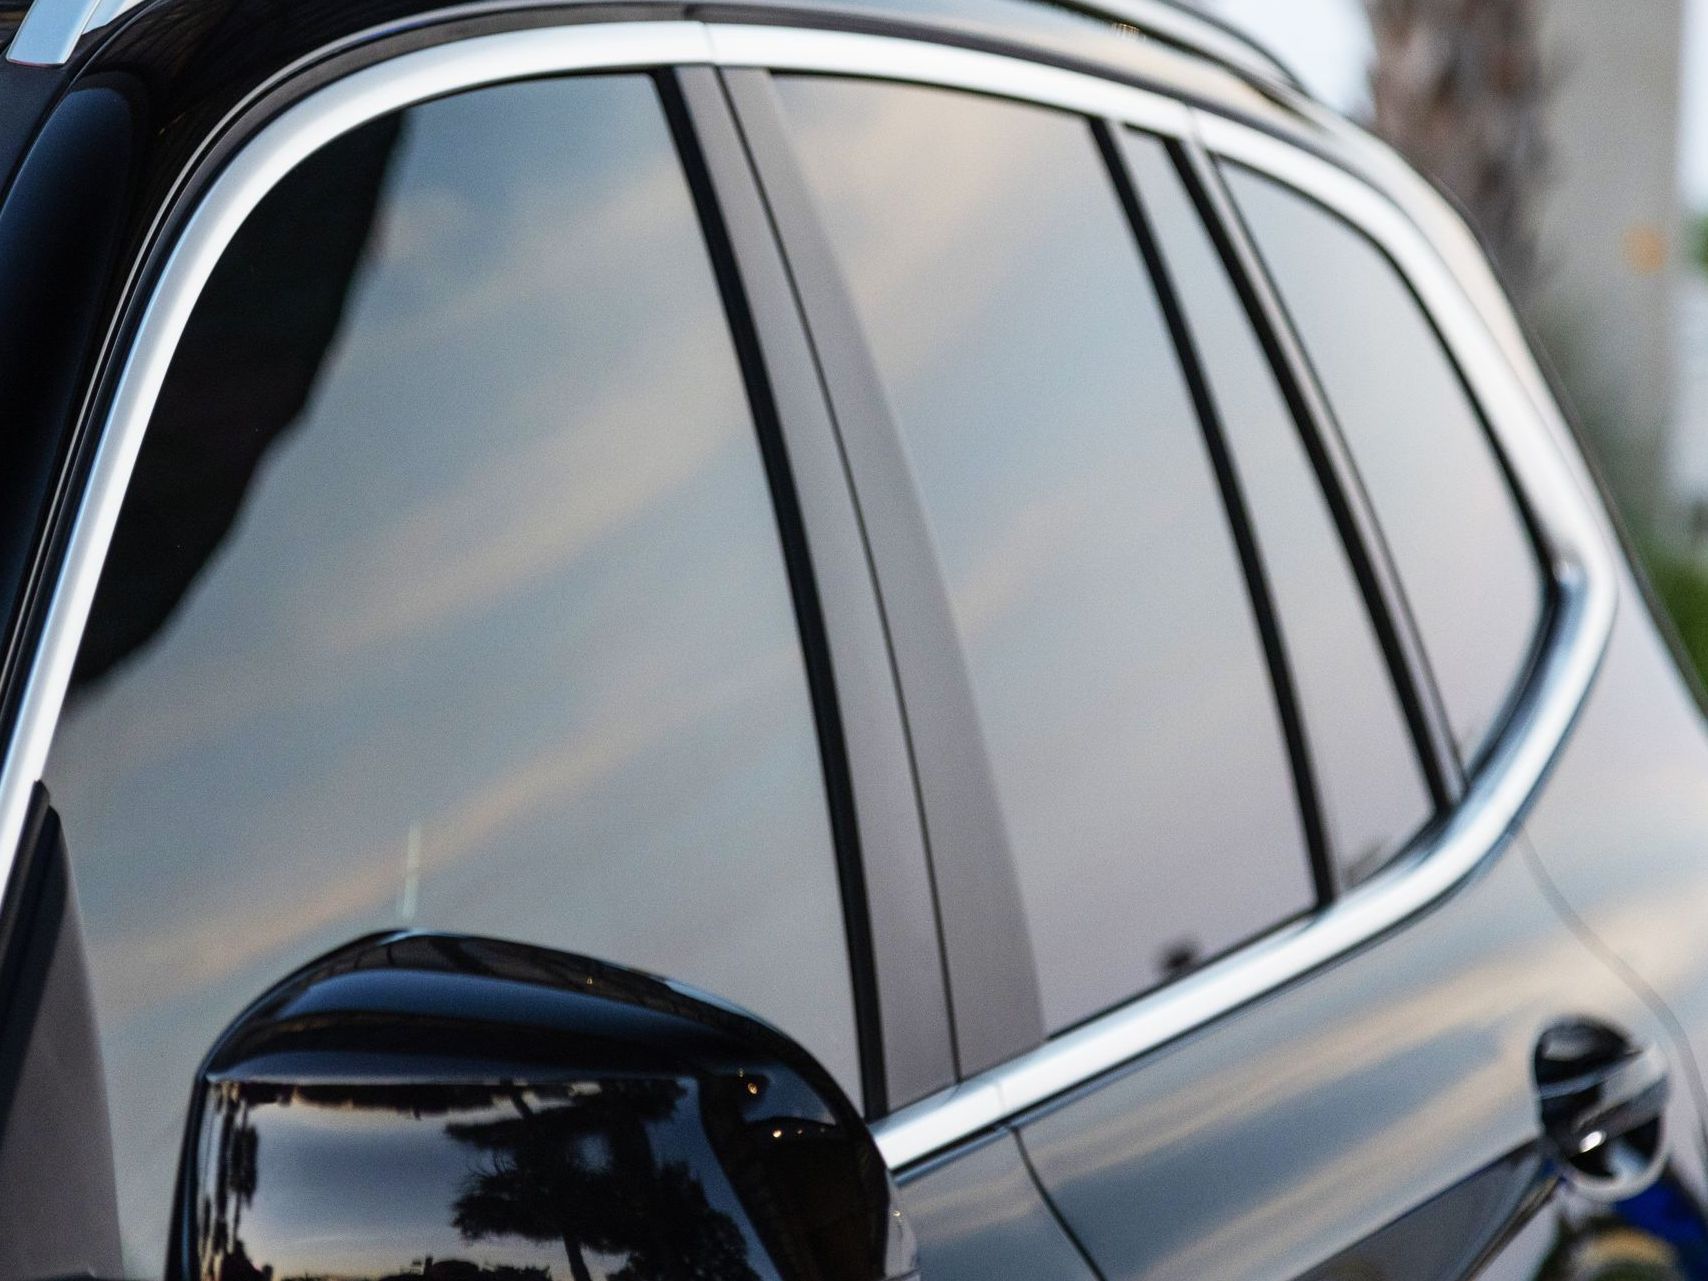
[773,77,1316,1034]
[43,73,858,1273]
[1225,164,1547,766]
[1121,132,1434,886]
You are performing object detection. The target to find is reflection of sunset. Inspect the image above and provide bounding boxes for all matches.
[780,76,1315,1030]
[46,73,854,1273]
[195,1082,743,1281]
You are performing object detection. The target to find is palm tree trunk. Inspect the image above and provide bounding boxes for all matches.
[560,1230,596,1281]
[1365,0,1548,303]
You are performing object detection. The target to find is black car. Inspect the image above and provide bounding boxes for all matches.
[2,0,1708,1278]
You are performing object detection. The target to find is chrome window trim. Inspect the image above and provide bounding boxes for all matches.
[0,21,1615,1173]
[710,22,1209,119]
[874,75,1615,1167]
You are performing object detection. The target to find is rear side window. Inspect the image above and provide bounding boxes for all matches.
[1122,133,1433,885]
[1225,166,1546,765]
[45,74,857,1271]
[774,77,1316,1033]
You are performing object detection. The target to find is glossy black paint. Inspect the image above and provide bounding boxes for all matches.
[0,77,139,708]
[4,3,1708,1281]
[1302,1148,1708,1281]
[1013,835,1706,1280]
[178,933,917,1281]
[1298,1147,1555,1281]
[0,789,118,1281]
[894,1132,1096,1281]
[1521,569,1708,1160]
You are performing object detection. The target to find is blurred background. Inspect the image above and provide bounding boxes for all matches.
[1190,0,1708,687]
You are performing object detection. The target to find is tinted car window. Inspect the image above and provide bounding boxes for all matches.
[1225,165,1546,764]
[775,77,1315,1033]
[44,74,856,1271]
[1122,132,1433,885]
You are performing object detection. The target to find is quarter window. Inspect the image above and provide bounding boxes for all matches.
[45,73,856,1271]
[1226,165,1546,765]
[1123,132,1434,885]
[775,78,1316,1033]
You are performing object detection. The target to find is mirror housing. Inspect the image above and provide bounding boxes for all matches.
[176,933,917,1281]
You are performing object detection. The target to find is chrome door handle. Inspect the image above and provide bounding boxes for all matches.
[1535,1020,1669,1196]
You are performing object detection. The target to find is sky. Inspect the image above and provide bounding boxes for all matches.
[1204,0,1708,211]
[1204,0,1370,117]
[1686,0,1708,209]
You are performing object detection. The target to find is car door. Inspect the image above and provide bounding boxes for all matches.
[718,34,1708,1281]
[0,25,961,1278]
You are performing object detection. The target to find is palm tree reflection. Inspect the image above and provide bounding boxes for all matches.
[447,1083,758,1281]
[200,1082,266,1281]
[193,1080,761,1281]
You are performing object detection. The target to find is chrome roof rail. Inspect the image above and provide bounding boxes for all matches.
[6,0,1307,91]
[6,0,100,66]
[7,0,124,65]
[1079,0,1303,91]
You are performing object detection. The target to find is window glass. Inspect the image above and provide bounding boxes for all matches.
[1225,165,1546,764]
[775,77,1315,1033]
[1122,132,1433,885]
[45,74,856,1273]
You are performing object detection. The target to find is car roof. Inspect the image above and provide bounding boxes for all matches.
[0,0,1387,493]
[0,0,1362,239]
[4,0,1301,84]
[0,0,1333,134]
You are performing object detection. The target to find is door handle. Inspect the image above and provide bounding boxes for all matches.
[1534,1020,1669,1196]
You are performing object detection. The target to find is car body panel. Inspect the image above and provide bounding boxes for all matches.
[1523,570,1708,1138]
[1018,834,1706,1280]
[896,1131,1099,1281]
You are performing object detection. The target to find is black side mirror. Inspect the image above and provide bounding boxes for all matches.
[176,934,918,1281]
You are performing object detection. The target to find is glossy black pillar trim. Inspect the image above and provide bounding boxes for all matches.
[0,786,122,1277]
[1094,116,1332,905]
[658,67,887,1117]
[0,783,60,1127]
[0,78,143,825]
[675,64,957,1112]
[1217,155,1561,783]
[1213,153,1562,783]
[1172,133,1464,808]
[719,65,1047,1078]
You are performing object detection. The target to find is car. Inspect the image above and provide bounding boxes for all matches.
[3,0,1708,1277]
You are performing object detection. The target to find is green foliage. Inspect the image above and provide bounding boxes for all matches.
[1642,544,1708,689]
[1694,209,1708,277]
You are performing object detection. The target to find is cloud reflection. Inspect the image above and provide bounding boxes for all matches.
[48,74,856,1274]
[778,75,1314,1029]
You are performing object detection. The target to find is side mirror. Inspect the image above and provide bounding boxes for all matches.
[176,934,918,1281]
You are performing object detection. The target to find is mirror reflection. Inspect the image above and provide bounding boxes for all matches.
[194,1080,771,1281]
